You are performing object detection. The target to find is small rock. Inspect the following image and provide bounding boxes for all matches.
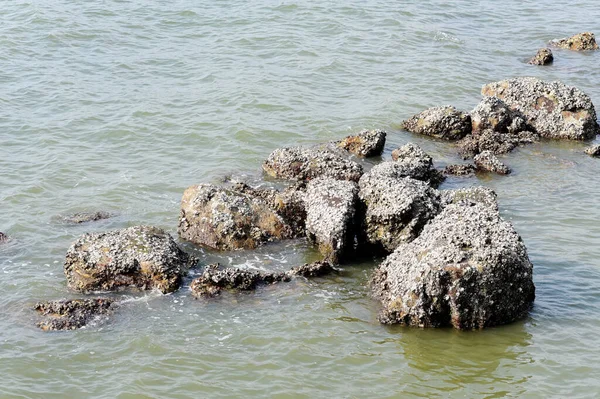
[443,164,477,176]
[288,260,337,278]
[528,48,554,65]
[390,143,446,187]
[402,106,471,140]
[441,186,499,210]
[550,32,599,51]
[178,184,293,250]
[0,232,7,243]
[470,97,527,134]
[65,225,193,294]
[305,178,359,262]
[61,211,112,224]
[371,202,535,329]
[457,129,539,158]
[584,144,600,157]
[337,129,386,157]
[262,146,363,182]
[34,298,115,331]
[474,151,511,175]
[482,77,599,140]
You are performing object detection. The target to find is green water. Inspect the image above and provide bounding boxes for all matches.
[2,1,600,397]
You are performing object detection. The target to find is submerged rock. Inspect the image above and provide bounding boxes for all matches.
[0,232,7,243]
[61,211,112,224]
[528,48,554,65]
[474,151,511,175]
[262,146,363,182]
[584,144,600,157]
[441,186,499,210]
[443,164,477,176]
[190,261,337,298]
[371,202,535,329]
[550,32,598,51]
[305,178,359,262]
[178,184,293,250]
[457,129,539,158]
[34,298,115,331]
[337,129,386,157]
[390,143,445,187]
[359,172,442,253]
[65,225,193,294]
[402,106,471,141]
[481,77,599,140]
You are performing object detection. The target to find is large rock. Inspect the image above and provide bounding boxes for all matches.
[34,298,115,331]
[305,178,359,262]
[470,97,527,134]
[178,184,293,250]
[528,48,554,65]
[474,151,511,175]
[65,226,193,294]
[390,143,445,187]
[481,77,599,140]
[371,202,535,329]
[550,32,598,51]
[359,172,442,253]
[337,129,386,157]
[262,146,363,182]
[402,106,471,140]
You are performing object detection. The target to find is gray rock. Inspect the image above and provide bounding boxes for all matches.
[359,172,442,253]
[474,151,511,175]
[337,129,386,157]
[457,129,539,158]
[0,232,7,243]
[262,146,364,182]
[390,143,446,187]
[61,211,112,224]
[305,178,359,262]
[441,186,498,210]
[482,77,599,140]
[584,144,600,157]
[550,32,598,51]
[470,97,527,134]
[528,48,554,65]
[402,106,471,140]
[288,260,338,278]
[34,298,115,331]
[65,225,193,294]
[178,184,293,250]
[371,202,535,329]
[443,164,477,176]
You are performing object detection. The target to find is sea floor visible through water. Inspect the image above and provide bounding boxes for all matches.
[2,1,600,398]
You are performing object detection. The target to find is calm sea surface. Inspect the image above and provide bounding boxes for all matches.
[2,1,600,398]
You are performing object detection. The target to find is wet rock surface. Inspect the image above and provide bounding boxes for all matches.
[441,186,499,210]
[305,178,359,262]
[0,232,7,243]
[402,106,471,140]
[178,184,293,250]
[457,129,539,158]
[390,143,445,187]
[61,211,112,224]
[443,164,477,176]
[550,32,599,51]
[584,144,600,157]
[528,48,554,65]
[336,129,386,157]
[470,97,528,134]
[262,146,364,182]
[359,172,442,253]
[65,225,193,294]
[371,202,535,329]
[474,151,511,175]
[482,77,599,140]
[34,298,116,331]
[190,261,337,298]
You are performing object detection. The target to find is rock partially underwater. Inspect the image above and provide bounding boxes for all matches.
[584,144,600,157]
[474,151,511,175]
[550,32,599,51]
[65,225,193,294]
[402,106,471,140]
[34,298,116,331]
[336,129,386,157]
[528,48,554,65]
[60,211,112,224]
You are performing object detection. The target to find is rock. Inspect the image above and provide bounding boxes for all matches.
[0,232,7,243]
[262,146,363,182]
[584,144,600,157]
[443,164,477,176]
[65,225,193,294]
[402,106,471,140]
[390,143,446,187]
[441,186,498,210]
[190,261,337,298]
[474,151,511,175]
[528,48,554,65]
[232,182,307,237]
[481,77,599,140]
[457,129,540,158]
[337,129,386,157]
[61,211,112,224]
[178,184,293,250]
[550,32,598,51]
[34,298,115,331]
[470,97,528,134]
[305,178,359,262]
[371,202,535,329]
[359,172,442,253]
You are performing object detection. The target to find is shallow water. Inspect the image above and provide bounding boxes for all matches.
[2,1,600,397]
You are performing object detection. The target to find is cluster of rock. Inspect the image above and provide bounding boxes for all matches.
[528,32,598,66]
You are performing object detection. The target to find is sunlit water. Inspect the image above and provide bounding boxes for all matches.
[2,1,600,397]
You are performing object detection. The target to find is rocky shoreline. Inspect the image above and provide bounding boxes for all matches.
[29,32,600,332]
